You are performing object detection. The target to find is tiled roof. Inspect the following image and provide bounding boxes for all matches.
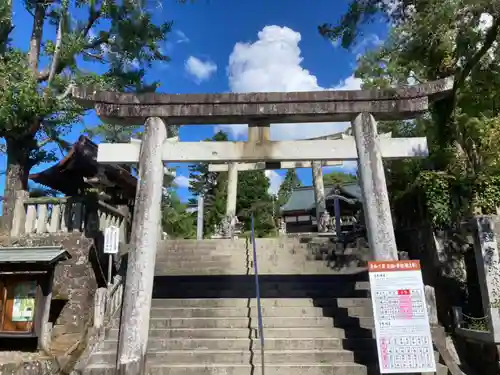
[0,246,71,264]
[281,183,361,212]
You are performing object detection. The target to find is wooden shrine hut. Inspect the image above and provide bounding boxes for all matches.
[280,183,362,234]
[29,135,137,204]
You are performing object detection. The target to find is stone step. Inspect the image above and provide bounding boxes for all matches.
[154,266,361,276]
[90,349,361,365]
[152,278,370,289]
[85,363,373,375]
[152,287,371,299]
[154,249,366,261]
[154,274,369,283]
[154,260,367,270]
[149,305,373,318]
[150,298,372,309]
[50,332,82,354]
[141,316,374,330]
[99,337,370,351]
[106,327,374,340]
[85,363,449,375]
[52,324,82,337]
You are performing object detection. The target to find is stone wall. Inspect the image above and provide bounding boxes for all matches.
[0,233,103,341]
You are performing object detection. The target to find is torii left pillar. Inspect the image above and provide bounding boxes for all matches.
[117,117,166,375]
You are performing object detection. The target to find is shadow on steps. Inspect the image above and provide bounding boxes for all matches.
[152,273,370,299]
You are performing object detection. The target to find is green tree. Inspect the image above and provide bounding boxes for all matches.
[323,170,357,186]
[237,170,275,237]
[162,191,196,239]
[0,0,172,230]
[277,169,302,207]
[188,131,228,237]
[320,1,500,225]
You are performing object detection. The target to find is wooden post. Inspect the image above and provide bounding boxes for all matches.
[117,117,167,375]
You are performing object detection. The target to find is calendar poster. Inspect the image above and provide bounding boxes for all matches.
[369,260,436,374]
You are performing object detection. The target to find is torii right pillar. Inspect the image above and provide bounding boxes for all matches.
[352,112,398,261]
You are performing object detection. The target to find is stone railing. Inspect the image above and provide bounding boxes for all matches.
[94,275,124,329]
[11,194,130,241]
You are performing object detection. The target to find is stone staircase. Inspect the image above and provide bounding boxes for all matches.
[83,238,449,375]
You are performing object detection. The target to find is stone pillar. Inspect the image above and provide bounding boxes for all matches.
[225,162,238,237]
[117,117,167,375]
[197,195,204,240]
[334,196,342,238]
[312,161,326,231]
[278,217,287,235]
[472,216,500,340]
[11,190,28,237]
[351,112,398,261]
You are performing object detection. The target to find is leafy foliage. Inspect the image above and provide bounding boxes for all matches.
[237,170,275,237]
[321,1,500,227]
[277,169,302,208]
[162,191,196,239]
[188,131,229,237]
[0,0,172,228]
[323,170,357,186]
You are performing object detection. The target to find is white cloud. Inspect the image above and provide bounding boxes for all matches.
[173,175,191,188]
[352,34,383,59]
[265,170,284,195]
[185,56,217,83]
[175,30,190,44]
[217,25,362,140]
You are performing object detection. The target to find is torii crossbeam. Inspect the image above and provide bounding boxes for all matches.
[206,131,394,232]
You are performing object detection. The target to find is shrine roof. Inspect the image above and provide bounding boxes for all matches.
[0,246,71,265]
[29,135,137,203]
[70,78,453,125]
[281,183,361,213]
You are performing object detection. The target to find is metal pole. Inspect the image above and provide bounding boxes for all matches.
[107,254,113,287]
[251,214,265,375]
[197,196,204,240]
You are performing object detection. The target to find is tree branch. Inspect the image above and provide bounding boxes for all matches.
[455,15,500,92]
[82,6,101,37]
[28,1,47,73]
[37,36,109,82]
[37,1,105,83]
[46,3,66,89]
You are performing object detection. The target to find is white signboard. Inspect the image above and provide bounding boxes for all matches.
[104,226,120,254]
[369,260,436,374]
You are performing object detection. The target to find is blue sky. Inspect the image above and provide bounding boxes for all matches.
[4,0,388,202]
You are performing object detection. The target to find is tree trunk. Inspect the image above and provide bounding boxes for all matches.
[1,137,30,233]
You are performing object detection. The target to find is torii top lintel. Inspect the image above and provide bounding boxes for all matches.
[71,77,453,125]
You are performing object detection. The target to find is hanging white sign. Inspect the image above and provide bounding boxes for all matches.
[104,226,120,255]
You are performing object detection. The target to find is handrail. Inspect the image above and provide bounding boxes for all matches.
[251,214,265,375]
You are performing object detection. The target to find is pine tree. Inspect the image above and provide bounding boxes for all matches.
[162,191,196,239]
[188,131,229,236]
[277,169,302,207]
[237,170,274,237]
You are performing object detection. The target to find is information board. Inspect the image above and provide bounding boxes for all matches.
[104,226,120,255]
[12,281,37,322]
[369,260,436,374]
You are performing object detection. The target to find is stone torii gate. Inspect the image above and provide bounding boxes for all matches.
[71,78,452,375]
[208,130,394,234]
[208,130,345,234]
